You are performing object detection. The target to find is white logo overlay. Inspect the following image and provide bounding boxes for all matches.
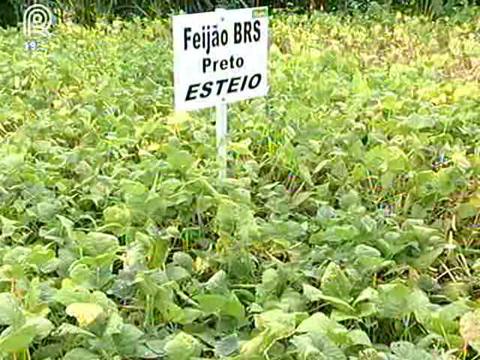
[23,4,53,51]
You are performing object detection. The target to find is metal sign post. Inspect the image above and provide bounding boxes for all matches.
[215,8,227,180]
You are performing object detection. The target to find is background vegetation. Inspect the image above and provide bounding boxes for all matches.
[1,0,480,28]
[1,3,480,359]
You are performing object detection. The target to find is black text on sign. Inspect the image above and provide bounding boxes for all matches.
[173,8,269,111]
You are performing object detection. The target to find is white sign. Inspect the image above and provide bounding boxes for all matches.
[173,7,269,111]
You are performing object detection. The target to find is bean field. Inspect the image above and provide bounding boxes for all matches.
[0,8,480,360]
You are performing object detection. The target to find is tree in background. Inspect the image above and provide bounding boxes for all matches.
[310,0,327,10]
[1,0,480,28]
[0,0,21,28]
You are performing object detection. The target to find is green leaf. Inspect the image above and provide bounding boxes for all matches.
[179,308,203,324]
[352,72,371,99]
[0,317,52,353]
[297,312,332,333]
[204,270,228,293]
[105,312,124,336]
[376,284,430,319]
[24,317,54,340]
[303,284,354,313]
[54,281,92,306]
[55,324,96,338]
[296,312,362,348]
[0,326,37,353]
[339,190,359,209]
[195,294,227,313]
[164,332,201,360]
[172,252,194,273]
[390,341,434,360]
[417,300,468,335]
[238,329,270,359]
[78,232,119,257]
[291,333,346,360]
[166,148,194,172]
[315,337,346,360]
[457,203,477,219]
[0,217,18,239]
[215,200,239,233]
[223,294,246,322]
[112,324,145,356]
[348,329,371,346]
[166,265,191,282]
[321,262,352,300]
[103,204,131,234]
[290,335,324,359]
[63,348,100,360]
[121,180,148,206]
[0,293,23,326]
[240,310,303,359]
[195,293,245,322]
[279,289,306,312]
[260,268,280,292]
[255,309,298,337]
[215,334,239,357]
[27,245,59,274]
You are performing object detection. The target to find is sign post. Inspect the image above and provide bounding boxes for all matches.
[173,7,269,179]
[215,8,228,180]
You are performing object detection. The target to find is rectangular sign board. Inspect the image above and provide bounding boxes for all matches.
[173,7,269,111]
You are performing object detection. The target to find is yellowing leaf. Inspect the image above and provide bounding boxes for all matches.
[453,83,478,101]
[239,330,269,358]
[66,303,104,327]
[469,191,480,209]
[460,310,480,352]
[167,111,190,125]
[145,142,161,151]
[452,152,471,170]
